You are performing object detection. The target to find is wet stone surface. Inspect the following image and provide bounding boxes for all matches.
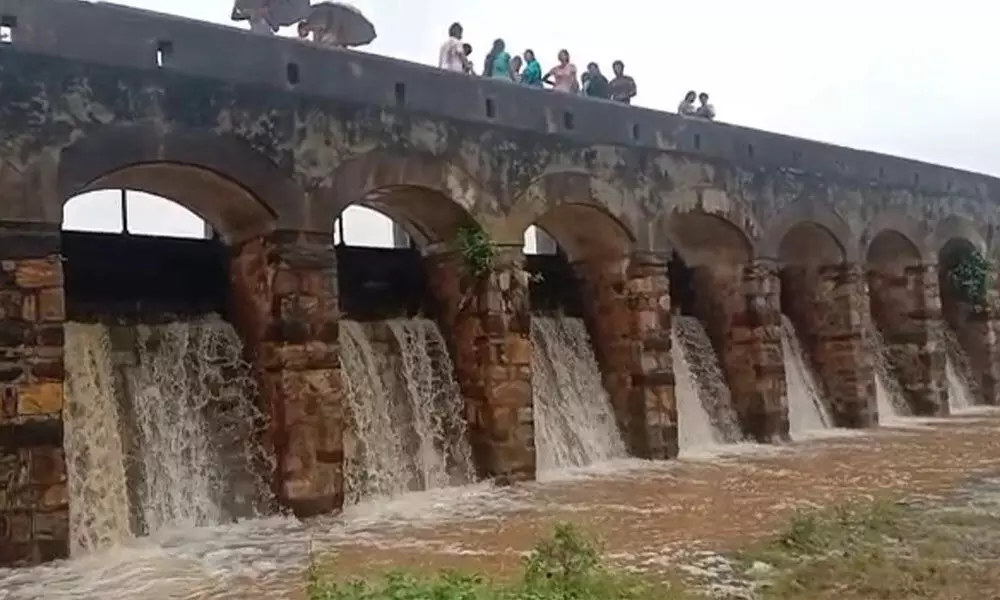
[2,414,1000,599]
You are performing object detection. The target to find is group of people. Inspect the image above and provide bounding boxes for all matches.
[438,23,639,105]
[677,91,716,121]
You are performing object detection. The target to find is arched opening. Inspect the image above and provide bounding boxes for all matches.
[865,229,936,417]
[665,212,767,446]
[937,238,993,407]
[776,222,849,431]
[332,185,481,505]
[62,189,223,320]
[59,163,276,555]
[521,203,636,471]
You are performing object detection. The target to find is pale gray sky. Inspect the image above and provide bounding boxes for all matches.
[65,0,1000,247]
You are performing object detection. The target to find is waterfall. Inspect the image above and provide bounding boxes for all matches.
[63,323,132,556]
[943,328,979,413]
[339,318,474,504]
[946,356,974,413]
[62,316,272,545]
[862,315,909,423]
[780,316,832,437]
[530,316,627,473]
[126,317,271,533]
[670,316,743,453]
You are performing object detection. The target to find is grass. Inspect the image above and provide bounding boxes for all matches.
[309,500,1000,599]
[740,498,1000,599]
[308,523,696,600]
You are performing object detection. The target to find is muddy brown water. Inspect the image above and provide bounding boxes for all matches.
[3,414,999,600]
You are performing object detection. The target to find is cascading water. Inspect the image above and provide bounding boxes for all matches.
[531,316,628,472]
[126,317,272,533]
[943,327,979,413]
[63,323,132,555]
[862,314,910,423]
[779,315,833,437]
[670,316,743,454]
[62,316,273,549]
[339,318,474,504]
[945,356,974,413]
[388,320,475,488]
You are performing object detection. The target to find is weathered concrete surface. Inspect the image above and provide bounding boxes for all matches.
[1,0,999,567]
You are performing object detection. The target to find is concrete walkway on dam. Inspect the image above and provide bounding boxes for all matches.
[3,412,1000,600]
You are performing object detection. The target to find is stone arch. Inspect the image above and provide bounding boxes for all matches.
[861,211,931,263]
[777,222,847,266]
[866,229,923,270]
[56,124,292,243]
[663,209,754,267]
[505,170,645,249]
[532,203,637,262]
[318,151,495,247]
[932,215,987,257]
[760,203,854,263]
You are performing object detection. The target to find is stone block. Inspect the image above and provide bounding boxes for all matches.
[31,509,69,543]
[36,288,65,323]
[39,483,68,509]
[18,382,62,416]
[0,511,31,543]
[19,293,36,323]
[29,447,66,485]
[13,259,62,289]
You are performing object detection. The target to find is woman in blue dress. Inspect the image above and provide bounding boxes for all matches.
[520,49,543,87]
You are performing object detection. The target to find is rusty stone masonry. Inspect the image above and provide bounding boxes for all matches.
[424,246,534,482]
[780,263,876,427]
[574,253,676,459]
[690,261,788,442]
[939,266,1000,406]
[0,223,69,565]
[868,263,948,417]
[229,231,342,517]
[3,0,1000,570]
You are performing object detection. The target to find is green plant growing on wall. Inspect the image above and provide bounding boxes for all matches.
[455,225,498,278]
[948,248,992,305]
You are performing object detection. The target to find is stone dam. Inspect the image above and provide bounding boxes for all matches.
[2,0,1000,574]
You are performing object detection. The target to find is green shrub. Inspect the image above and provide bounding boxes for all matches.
[309,523,689,600]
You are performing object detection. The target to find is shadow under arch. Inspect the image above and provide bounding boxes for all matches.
[57,124,293,243]
[865,227,941,416]
[937,236,997,407]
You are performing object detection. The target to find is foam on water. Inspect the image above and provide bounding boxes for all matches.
[63,323,132,555]
[339,319,474,504]
[127,318,272,533]
[531,316,628,475]
[780,315,834,439]
[671,316,744,456]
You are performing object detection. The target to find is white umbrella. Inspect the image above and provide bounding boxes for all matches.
[300,2,377,48]
[232,0,311,28]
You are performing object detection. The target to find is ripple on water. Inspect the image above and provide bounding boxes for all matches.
[3,416,998,600]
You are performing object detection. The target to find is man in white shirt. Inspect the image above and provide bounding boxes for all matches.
[439,22,469,73]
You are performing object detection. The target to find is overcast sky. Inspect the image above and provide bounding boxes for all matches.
[66,0,1000,247]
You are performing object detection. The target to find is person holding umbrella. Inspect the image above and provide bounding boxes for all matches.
[297,1,378,48]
